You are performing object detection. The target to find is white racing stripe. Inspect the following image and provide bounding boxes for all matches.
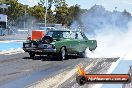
[28,71,69,88]
[54,63,94,88]
[27,65,79,88]
[27,62,95,88]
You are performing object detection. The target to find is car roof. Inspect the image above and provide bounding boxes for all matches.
[48,29,82,33]
[40,27,55,28]
[48,30,71,32]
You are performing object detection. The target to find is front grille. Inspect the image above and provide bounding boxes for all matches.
[38,44,49,49]
[23,43,30,48]
[43,45,48,48]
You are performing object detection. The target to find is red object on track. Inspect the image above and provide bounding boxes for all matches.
[31,30,45,40]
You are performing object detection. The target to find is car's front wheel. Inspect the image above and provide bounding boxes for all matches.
[29,52,35,59]
[58,47,66,61]
[89,46,97,52]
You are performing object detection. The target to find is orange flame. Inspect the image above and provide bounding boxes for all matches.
[77,64,86,76]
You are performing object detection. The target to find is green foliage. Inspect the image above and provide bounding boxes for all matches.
[39,0,66,9]
[54,3,69,25]
[1,0,83,26]
[6,0,25,21]
[38,0,69,24]
[54,4,81,26]
[67,4,81,25]
[39,0,54,10]
[0,0,6,4]
[69,5,80,20]
[47,9,56,23]
[28,5,45,20]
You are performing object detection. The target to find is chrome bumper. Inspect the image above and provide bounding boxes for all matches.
[23,48,56,53]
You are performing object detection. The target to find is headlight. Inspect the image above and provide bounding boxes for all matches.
[47,45,53,49]
[38,44,54,49]
[31,43,36,48]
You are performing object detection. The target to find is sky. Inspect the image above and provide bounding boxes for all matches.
[18,0,132,14]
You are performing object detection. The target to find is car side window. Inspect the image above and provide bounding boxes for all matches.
[70,32,84,39]
[76,32,84,39]
[70,33,75,39]
[63,32,70,38]
[53,32,63,38]
[47,31,53,37]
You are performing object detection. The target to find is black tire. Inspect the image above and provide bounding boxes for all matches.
[78,51,85,58]
[76,75,87,86]
[57,47,66,61]
[89,48,93,52]
[29,52,35,59]
[89,46,97,51]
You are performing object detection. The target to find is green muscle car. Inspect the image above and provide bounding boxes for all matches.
[23,30,97,60]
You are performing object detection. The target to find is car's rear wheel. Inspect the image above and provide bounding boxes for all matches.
[29,52,35,59]
[78,51,86,58]
[58,47,66,61]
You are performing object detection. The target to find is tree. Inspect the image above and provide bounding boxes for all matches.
[0,0,6,4]
[0,0,10,14]
[6,0,25,25]
[39,0,66,9]
[67,4,81,25]
[28,5,45,20]
[54,4,81,26]
[46,9,56,23]
[54,3,69,25]
[39,0,54,10]
[38,0,67,23]
[123,9,131,17]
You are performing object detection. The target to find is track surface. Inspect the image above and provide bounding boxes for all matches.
[0,52,119,88]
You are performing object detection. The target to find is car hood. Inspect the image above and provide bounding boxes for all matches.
[42,35,65,44]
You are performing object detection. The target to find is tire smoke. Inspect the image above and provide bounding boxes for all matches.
[71,5,132,58]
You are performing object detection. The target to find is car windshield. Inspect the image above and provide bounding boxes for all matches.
[31,26,54,30]
[47,31,70,38]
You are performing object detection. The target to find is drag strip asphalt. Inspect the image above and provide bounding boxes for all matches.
[0,52,119,88]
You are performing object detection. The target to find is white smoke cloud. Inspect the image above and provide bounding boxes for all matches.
[71,5,132,58]
[121,0,132,5]
[86,23,132,58]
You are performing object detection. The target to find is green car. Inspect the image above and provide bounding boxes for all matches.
[23,30,97,60]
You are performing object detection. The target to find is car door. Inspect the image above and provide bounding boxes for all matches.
[65,32,79,54]
[75,32,88,53]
